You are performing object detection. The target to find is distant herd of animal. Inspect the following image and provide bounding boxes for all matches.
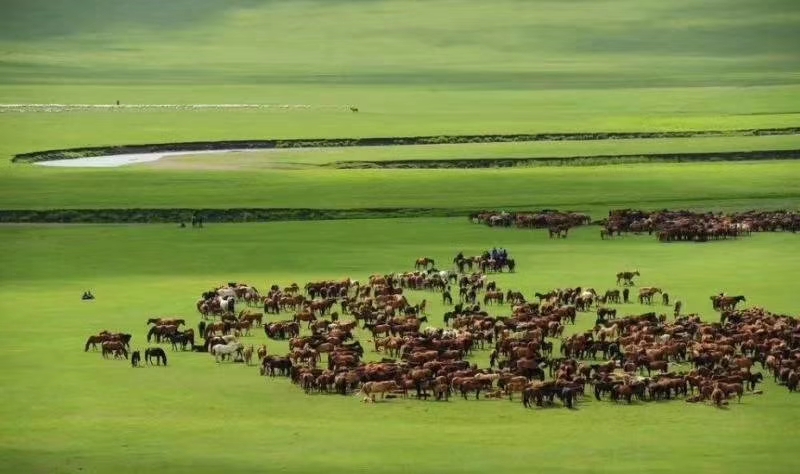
[83,251,799,409]
[472,209,800,242]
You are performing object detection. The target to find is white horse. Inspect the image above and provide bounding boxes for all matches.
[211,342,244,363]
[217,287,236,299]
[219,296,235,313]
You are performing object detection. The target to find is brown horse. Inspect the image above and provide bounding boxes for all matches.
[616,271,640,286]
[238,311,263,327]
[242,345,254,365]
[638,287,662,304]
[711,295,746,311]
[147,318,185,327]
[717,382,744,403]
[293,311,317,328]
[84,335,106,351]
[101,341,128,359]
[415,257,435,270]
[483,291,504,305]
[710,385,726,407]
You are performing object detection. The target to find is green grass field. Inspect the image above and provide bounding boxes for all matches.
[2,220,800,474]
[2,0,800,472]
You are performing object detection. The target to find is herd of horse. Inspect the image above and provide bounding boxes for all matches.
[81,248,799,410]
[469,208,799,243]
[470,210,591,238]
[172,261,791,408]
[603,209,800,242]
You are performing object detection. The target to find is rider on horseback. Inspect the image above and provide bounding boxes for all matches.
[499,248,508,265]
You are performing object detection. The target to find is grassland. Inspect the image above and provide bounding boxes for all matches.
[2,0,800,472]
[2,161,799,212]
[2,220,800,474]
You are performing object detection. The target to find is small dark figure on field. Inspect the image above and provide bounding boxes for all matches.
[116,100,120,106]
[622,288,630,304]
[81,290,95,301]
[662,293,670,306]
[349,106,359,113]
[674,301,682,318]
[131,351,141,367]
[442,290,453,305]
[179,222,186,228]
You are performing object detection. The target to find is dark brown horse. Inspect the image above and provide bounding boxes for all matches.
[616,271,640,286]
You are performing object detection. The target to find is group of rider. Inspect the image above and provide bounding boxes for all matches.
[455,247,510,266]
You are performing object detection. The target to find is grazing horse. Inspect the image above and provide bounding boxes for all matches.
[357,381,399,402]
[211,342,244,363]
[169,331,194,351]
[616,271,640,286]
[144,347,168,366]
[84,335,106,351]
[349,106,359,113]
[710,385,726,407]
[415,257,435,270]
[638,287,662,304]
[101,341,128,359]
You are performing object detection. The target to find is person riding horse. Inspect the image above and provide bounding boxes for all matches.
[81,291,95,300]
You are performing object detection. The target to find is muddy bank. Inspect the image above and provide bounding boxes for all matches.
[332,149,800,169]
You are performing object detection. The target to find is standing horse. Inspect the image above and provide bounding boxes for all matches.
[415,257,435,270]
[131,351,141,367]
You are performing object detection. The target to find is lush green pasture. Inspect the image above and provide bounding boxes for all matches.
[2,161,799,212]
[2,0,800,168]
[2,0,800,471]
[3,0,799,87]
[1,219,799,474]
[2,86,800,168]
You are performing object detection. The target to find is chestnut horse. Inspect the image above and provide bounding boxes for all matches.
[415,257,435,270]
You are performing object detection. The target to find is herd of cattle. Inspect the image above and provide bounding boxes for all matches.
[82,251,800,409]
[471,209,800,243]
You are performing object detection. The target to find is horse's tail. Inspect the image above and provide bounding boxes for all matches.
[162,352,168,366]
[84,337,91,352]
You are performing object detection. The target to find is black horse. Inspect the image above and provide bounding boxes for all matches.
[559,386,581,409]
[169,332,193,351]
[131,351,141,368]
[145,347,168,366]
